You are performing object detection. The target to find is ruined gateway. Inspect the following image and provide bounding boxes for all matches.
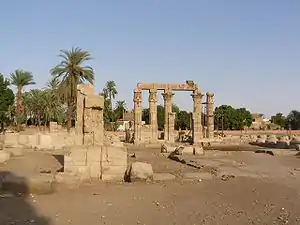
[131,80,215,146]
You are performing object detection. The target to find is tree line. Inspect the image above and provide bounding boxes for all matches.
[1,47,300,132]
[0,47,127,132]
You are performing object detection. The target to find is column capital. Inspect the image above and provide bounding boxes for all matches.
[191,92,204,101]
[206,92,214,104]
[162,92,174,101]
[206,92,214,98]
[148,89,157,103]
[133,89,142,103]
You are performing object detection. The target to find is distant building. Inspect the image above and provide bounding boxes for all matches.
[250,113,280,130]
[116,110,134,131]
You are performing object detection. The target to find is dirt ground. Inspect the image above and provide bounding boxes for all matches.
[1,145,300,225]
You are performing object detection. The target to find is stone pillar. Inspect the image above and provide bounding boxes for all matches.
[191,91,204,143]
[168,112,176,143]
[149,89,158,142]
[133,89,142,144]
[162,91,174,142]
[206,92,214,139]
[75,84,104,146]
[76,84,94,145]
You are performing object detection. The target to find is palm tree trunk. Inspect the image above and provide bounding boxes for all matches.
[67,98,73,132]
[17,87,23,114]
[109,94,113,122]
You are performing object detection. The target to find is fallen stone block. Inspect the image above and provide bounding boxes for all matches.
[125,162,153,182]
[1,173,55,195]
[0,150,10,163]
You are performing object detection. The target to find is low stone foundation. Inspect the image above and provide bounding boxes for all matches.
[2,132,76,150]
[64,145,127,181]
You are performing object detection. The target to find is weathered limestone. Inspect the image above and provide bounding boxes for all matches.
[162,92,175,142]
[133,89,142,144]
[206,92,214,139]
[149,89,158,142]
[191,91,204,144]
[64,145,127,181]
[132,81,215,145]
[125,162,154,182]
[75,84,104,146]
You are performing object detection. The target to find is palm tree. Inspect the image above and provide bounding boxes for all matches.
[10,69,35,115]
[104,81,118,121]
[114,100,127,120]
[50,47,94,131]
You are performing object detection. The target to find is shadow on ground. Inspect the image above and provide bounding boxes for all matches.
[0,171,51,225]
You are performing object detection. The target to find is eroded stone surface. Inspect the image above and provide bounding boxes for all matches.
[126,162,153,182]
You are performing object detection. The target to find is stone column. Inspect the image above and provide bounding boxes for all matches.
[162,91,174,141]
[133,89,142,144]
[149,89,158,142]
[191,91,204,144]
[206,92,214,139]
[75,84,94,145]
[168,112,176,143]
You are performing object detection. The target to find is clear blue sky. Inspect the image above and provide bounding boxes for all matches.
[1,1,299,117]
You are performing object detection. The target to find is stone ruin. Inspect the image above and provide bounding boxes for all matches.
[131,80,215,153]
[0,84,128,182]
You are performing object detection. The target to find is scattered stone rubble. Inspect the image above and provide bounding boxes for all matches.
[250,135,300,150]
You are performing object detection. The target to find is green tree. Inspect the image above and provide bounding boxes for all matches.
[175,110,191,130]
[233,108,253,129]
[0,74,14,131]
[214,105,252,130]
[270,113,285,128]
[10,69,35,115]
[114,100,126,121]
[104,81,118,122]
[50,47,94,131]
[214,105,236,130]
[285,110,300,130]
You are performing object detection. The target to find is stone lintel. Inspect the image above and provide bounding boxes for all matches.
[137,81,197,91]
[85,95,104,109]
[77,84,94,96]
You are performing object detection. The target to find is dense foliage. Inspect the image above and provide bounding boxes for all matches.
[0,74,14,131]
[214,105,253,130]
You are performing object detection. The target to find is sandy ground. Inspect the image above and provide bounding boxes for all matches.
[1,145,300,225]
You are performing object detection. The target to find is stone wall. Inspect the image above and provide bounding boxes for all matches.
[64,145,127,181]
[3,132,76,149]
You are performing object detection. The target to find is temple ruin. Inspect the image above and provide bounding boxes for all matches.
[132,80,215,145]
